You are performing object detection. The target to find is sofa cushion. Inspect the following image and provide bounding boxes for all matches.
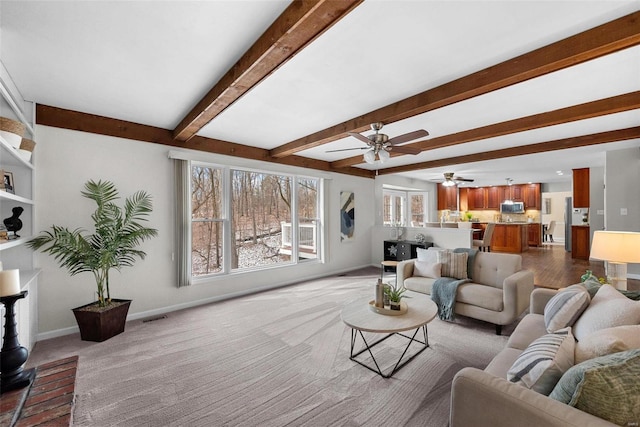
[544,285,590,333]
[471,252,522,289]
[549,349,640,426]
[507,313,548,351]
[573,284,640,341]
[485,347,522,379]
[437,250,468,280]
[413,261,441,279]
[403,276,435,294]
[507,327,575,395]
[575,325,640,364]
[416,247,441,263]
[456,283,503,312]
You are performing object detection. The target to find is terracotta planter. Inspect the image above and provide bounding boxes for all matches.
[72,299,131,342]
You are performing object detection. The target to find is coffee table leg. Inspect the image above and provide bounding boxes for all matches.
[349,325,429,378]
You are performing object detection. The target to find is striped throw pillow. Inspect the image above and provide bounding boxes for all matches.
[436,250,468,280]
[544,285,591,333]
[507,327,575,395]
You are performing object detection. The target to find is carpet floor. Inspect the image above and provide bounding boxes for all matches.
[27,268,513,426]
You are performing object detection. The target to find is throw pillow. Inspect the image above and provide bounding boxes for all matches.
[549,349,640,426]
[573,284,640,341]
[575,325,640,364]
[416,247,441,263]
[413,261,442,279]
[436,250,468,280]
[507,327,575,395]
[544,285,590,333]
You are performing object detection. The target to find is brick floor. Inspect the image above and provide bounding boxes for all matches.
[1,356,77,427]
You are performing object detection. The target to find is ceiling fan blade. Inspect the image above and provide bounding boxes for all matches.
[347,132,372,144]
[454,177,475,182]
[325,147,370,153]
[387,129,429,145]
[388,145,422,155]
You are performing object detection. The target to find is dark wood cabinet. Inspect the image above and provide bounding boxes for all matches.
[491,224,529,253]
[528,223,541,247]
[437,184,458,210]
[486,187,501,209]
[571,226,590,260]
[458,188,469,212]
[511,185,524,202]
[384,240,433,265]
[523,183,541,210]
[573,168,590,208]
[468,188,486,210]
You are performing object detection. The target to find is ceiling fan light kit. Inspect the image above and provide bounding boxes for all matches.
[328,122,428,165]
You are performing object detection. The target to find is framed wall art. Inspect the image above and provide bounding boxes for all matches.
[340,191,355,242]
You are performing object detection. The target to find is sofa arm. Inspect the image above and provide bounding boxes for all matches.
[396,259,415,287]
[501,269,534,321]
[530,287,558,315]
[450,368,617,427]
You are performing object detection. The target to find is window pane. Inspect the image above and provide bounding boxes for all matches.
[231,171,292,270]
[192,220,223,275]
[383,194,391,225]
[298,178,319,261]
[410,194,424,224]
[191,166,223,276]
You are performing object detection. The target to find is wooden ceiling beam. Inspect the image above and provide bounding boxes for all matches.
[172,0,363,142]
[330,91,640,169]
[36,104,374,179]
[270,11,640,158]
[377,127,640,175]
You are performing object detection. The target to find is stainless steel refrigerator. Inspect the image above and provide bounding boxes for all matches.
[565,197,572,251]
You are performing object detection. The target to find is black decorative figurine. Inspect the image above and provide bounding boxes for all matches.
[3,206,24,238]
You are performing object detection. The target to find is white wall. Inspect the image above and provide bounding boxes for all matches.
[541,191,570,242]
[34,125,375,337]
[605,147,640,278]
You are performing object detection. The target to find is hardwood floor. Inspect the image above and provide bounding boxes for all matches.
[520,242,639,291]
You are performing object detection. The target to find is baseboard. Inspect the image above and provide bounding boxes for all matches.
[35,263,373,342]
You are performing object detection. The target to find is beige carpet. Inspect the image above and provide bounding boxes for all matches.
[27,268,512,426]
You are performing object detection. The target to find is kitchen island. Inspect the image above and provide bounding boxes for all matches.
[490,223,530,253]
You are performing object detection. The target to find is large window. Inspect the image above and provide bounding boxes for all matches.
[383,188,429,226]
[190,163,322,278]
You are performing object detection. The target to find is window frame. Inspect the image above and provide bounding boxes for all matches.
[188,161,324,282]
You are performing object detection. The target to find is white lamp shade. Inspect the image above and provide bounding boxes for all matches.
[363,150,375,164]
[590,231,640,263]
[0,269,21,297]
[378,149,390,163]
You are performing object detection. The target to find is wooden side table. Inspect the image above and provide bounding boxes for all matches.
[380,260,399,279]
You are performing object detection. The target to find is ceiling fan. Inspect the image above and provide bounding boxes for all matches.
[440,172,475,187]
[326,122,428,164]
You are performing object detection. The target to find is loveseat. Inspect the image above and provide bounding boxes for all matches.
[450,284,640,426]
[396,249,534,334]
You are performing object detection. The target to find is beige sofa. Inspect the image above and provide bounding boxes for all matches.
[450,288,620,426]
[396,251,534,334]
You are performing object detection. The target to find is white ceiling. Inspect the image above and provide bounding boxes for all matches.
[1,0,639,187]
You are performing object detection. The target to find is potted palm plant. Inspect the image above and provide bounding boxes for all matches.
[28,180,158,342]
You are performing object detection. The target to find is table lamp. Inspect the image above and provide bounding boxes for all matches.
[589,231,640,290]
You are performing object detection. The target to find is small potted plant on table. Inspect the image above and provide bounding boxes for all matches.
[385,285,409,310]
[28,180,158,342]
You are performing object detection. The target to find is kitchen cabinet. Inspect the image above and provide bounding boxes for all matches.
[491,224,529,253]
[511,185,524,202]
[458,188,469,212]
[437,184,458,211]
[523,183,541,210]
[383,240,433,271]
[468,187,486,210]
[573,168,590,208]
[486,187,501,210]
[528,223,541,247]
[571,225,590,260]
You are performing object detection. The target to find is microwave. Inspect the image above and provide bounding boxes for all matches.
[500,202,525,213]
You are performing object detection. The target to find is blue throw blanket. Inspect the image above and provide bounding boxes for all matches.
[431,248,478,321]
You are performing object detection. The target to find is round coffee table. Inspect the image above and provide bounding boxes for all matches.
[341,292,438,378]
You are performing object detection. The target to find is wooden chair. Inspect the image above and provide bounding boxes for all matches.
[473,222,495,252]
